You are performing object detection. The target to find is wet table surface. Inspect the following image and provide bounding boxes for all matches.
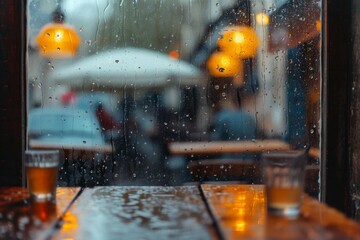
[1,185,360,240]
[53,186,217,240]
[0,187,80,240]
[202,184,360,240]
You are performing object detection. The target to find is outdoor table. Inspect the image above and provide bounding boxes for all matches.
[168,140,291,156]
[168,140,320,159]
[29,140,113,154]
[1,185,360,239]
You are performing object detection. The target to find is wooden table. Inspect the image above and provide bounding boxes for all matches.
[53,186,217,240]
[0,187,79,240]
[168,140,320,159]
[202,184,360,240]
[29,140,113,154]
[168,140,291,156]
[1,185,360,239]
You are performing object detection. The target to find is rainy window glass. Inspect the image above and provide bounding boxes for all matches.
[27,0,321,191]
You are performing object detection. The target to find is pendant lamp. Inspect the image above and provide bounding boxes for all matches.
[206,51,242,78]
[36,7,81,59]
[217,26,259,59]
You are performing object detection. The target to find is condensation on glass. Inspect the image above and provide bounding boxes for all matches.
[27,0,321,192]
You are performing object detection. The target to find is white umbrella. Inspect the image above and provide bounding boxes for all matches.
[49,47,205,89]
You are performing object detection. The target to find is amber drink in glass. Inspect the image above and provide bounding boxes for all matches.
[262,150,307,218]
[25,150,59,201]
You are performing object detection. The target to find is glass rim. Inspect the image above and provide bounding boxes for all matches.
[24,149,60,167]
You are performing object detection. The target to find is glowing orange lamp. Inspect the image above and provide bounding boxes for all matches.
[217,26,259,59]
[36,7,81,58]
[206,51,242,78]
[256,13,270,26]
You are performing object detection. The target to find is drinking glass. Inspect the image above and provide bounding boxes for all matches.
[262,150,307,218]
[25,150,59,201]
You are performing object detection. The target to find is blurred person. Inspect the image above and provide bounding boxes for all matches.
[95,103,123,148]
[210,87,257,160]
[95,103,122,132]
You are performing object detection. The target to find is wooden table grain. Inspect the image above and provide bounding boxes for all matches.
[53,186,218,240]
[0,187,80,240]
[201,184,360,240]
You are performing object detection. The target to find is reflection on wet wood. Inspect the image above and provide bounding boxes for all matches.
[168,140,291,155]
[0,187,79,240]
[54,186,217,240]
[202,185,360,240]
[202,185,266,239]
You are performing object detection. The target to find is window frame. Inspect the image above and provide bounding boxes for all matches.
[0,0,26,186]
[1,0,359,218]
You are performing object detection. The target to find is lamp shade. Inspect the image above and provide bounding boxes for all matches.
[217,26,259,59]
[36,23,81,58]
[206,51,242,78]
